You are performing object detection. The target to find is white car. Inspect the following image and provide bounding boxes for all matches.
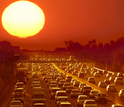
[83,100,97,107]
[70,89,81,98]
[59,102,72,107]
[10,100,23,107]
[77,95,87,107]
[111,104,123,107]
[106,84,116,92]
[118,89,124,97]
[89,90,99,98]
[33,103,46,107]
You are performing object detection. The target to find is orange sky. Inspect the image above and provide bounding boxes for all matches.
[0,0,124,50]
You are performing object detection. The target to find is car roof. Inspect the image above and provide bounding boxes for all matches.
[34,103,45,105]
[56,90,66,92]
[60,102,71,104]
[57,96,68,98]
[78,95,87,97]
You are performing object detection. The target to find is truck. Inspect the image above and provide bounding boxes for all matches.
[16,68,28,84]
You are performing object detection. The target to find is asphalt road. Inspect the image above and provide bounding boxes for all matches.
[1,62,124,107]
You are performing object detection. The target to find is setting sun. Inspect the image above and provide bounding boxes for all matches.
[1,0,45,38]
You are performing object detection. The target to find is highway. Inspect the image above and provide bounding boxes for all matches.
[0,61,124,107]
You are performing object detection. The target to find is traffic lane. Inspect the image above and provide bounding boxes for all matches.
[24,74,33,107]
[38,72,57,107]
[53,63,124,105]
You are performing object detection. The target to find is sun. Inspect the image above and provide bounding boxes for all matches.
[1,0,45,38]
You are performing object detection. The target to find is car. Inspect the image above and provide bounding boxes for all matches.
[89,90,99,98]
[81,85,92,95]
[32,84,41,88]
[49,84,58,92]
[70,89,81,98]
[51,87,61,99]
[56,77,62,82]
[71,79,77,84]
[95,93,107,103]
[79,83,86,89]
[63,82,71,90]
[59,102,72,107]
[50,81,57,85]
[45,76,52,82]
[58,80,66,87]
[55,90,67,100]
[78,72,85,77]
[12,94,24,103]
[77,95,88,107]
[87,77,95,84]
[94,72,100,77]
[10,100,23,107]
[65,76,72,82]
[98,81,107,88]
[114,77,123,85]
[118,89,124,97]
[104,79,110,84]
[109,76,116,82]
[32,81,40,85]
[13,88,26,97]
[72,71,77,75]
[97,70,103,75]
[106,84,116,92]
[103,70,108,74]
[33,103,46,107]
[106,72,113,78]
[83,100,97,107]
[56,96,68,107]
[66,86,75,93]
[117,73,123,78]
[73,81,80,87]
[111,104,123,107]
[15,82,25,89]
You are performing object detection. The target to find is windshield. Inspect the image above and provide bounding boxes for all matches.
[57,98,68,101]
[57,93,66,96]
[79,97,87,100]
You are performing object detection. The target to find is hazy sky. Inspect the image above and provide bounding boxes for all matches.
[0,0,124,50]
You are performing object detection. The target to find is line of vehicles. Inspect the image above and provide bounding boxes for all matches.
[9,60,124,107]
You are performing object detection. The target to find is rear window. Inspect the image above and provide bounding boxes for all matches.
[33,94,45,98]
[11,102,21,105]
[60,104,71,107]
[57,92,66,96]
[85,100,96,104]
[84,87,92,89]
[57,98,68,101]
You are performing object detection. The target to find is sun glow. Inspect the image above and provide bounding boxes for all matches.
[1,0,45,38]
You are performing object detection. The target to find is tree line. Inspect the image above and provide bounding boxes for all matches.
[61,37,124,73]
